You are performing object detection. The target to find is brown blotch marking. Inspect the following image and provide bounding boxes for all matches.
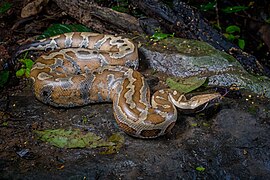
[97,37,112,51]
[72,32,84,47]
[118,78,141,119]
[164,122,176,134]
[51,86,82,106]
[130,71,148,111]
[37,56,58,65]
[61,60,73,70]
[30,67,52,79]
[52,53,65,59]
[145,113,164,125]
[78,60,101,72]
[42,52,65,59]
[114,117,137,135]
[54,34,66,48]
[54,67,66,74]
[88,72,110,101]
[153,91,174,113]
[77,60,101,72]
[140,129,161,138]
[65,50,76,58]
[102,53,126,65]
[155,102,174,113]
[110,45,120,52]
[123,46,138,62]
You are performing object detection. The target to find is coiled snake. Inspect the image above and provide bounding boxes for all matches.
[15,32,221,138]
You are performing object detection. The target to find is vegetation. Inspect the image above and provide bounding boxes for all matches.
[15,54,34,78]
[0,2,12,14]
[38,24,92,39]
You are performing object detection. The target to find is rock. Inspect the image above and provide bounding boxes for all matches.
[139,37,270,97]
[1,91,269,179]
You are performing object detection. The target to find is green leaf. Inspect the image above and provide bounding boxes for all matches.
[226,25,240,34]
[0,2,12,14]
[112,6,129,13]
[35,129,124,152]
[202,122,210,127]
[35,129,104,148]
[238,39,245,49]
[16,68,25,77]
[0,70,9,87]
[100,133,125,154]
[151,32,174,41]
[38,24,92,39]
[191,123,198,127]
[16,58,34,78]
[20,58,34,69]
[196,166,205,172]
[25,59,34,69]
[25,68,31,78]
[166,77,208,94]
[223,33,235,41]
[200,1,216,11]
[82,116,88,124]
[222,6,248,13]
[2,121,8,126]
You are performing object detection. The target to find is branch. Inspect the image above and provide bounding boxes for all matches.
[52,0,143,34]
[131,0,270,76]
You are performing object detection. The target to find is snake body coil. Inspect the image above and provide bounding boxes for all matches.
[16,32,221,138]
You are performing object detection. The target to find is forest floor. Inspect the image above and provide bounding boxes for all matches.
[0,0,270,179]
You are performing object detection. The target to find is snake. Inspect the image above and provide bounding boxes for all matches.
[15,32,221,138]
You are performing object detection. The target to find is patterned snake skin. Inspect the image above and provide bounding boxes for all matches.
[15,32,221,138]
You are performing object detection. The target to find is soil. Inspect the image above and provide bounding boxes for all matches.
[0,0,270,179]
[1,79,270,179]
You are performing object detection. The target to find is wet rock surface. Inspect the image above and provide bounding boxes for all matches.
[1,82,270,179]
[139,37,270,98]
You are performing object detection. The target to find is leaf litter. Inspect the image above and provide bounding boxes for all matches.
[35,129,125,154]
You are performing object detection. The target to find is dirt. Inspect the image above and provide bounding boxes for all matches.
[1,80,270,179]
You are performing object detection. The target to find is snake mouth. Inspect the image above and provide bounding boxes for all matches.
[181,96,221,115]
[170,92,222,114]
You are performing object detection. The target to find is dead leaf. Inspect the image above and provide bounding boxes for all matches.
[259,25,270,51]
[21,0,49,18]
[166,77,208,93]
[35,129,125,154]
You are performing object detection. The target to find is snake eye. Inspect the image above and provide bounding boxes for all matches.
[40,85,53,104]
[45,47,52,52]
[42,91,49,97]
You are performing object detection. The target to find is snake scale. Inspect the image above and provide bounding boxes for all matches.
[15,32,221,138]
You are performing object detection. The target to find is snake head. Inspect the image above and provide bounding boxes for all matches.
[170,92,222,113]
